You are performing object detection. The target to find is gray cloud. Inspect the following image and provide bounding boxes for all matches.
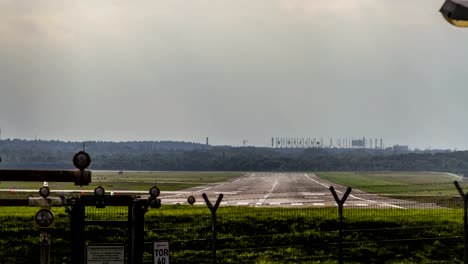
[0,0,467,149]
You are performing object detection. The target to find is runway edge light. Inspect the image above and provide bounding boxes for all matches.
[440,0,468,27]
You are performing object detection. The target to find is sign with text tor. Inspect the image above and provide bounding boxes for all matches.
[154,241,169,264]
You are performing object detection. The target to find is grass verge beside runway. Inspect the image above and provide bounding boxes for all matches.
[316,171,464,196]
[0,171,245,193]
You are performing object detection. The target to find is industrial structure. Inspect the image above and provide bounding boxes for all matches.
[271,137,385,149]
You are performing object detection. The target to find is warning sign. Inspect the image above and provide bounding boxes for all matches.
[86,244,124,264]
[154,241,169,264]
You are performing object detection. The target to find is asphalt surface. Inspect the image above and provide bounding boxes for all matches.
[6,173,418,208]
[160,173,413,208]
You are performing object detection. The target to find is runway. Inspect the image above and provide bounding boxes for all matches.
[160,173,412,208]
[4,173,416,208]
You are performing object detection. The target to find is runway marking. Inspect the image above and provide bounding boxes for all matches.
[305,173,405,209]
[349,194,405,209]
[269,202,281,205]
[302,192,325,196]
[313,203,325,206]
[355,204,368,207]
[304,174,330,189]
[237,202,249,205]
[220,202,228,205]
[291,203,303,206]
[233,179,241,183]
[255,178,279,207]
[196,182,228,193]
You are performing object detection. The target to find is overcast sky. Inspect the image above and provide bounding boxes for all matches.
[1,0,467,149]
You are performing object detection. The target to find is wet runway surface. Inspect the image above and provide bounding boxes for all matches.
[160,173,414,208]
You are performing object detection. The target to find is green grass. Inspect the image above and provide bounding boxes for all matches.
[316,171,465,196]
[2,171,468,263]
[0,205,465,263]
[0,171,245,196]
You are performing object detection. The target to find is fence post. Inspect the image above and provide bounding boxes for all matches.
[128,201,147,264]
[454,181,468,264]
[202,193,224,264]
[70,198,85,264]
[329,186,352,264]
[40,231,51,264]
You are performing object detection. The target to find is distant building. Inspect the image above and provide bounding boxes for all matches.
[351,139,365,148]
[393,145,409,154]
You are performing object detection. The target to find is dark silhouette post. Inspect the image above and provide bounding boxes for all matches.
[202,193,224,264]
[454,181,468,264]
[330,186,352,264]
[128,200,147,264]
[70,198,85,264]
[39,231,51,264]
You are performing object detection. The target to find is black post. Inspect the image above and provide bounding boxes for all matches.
[128,201,146,264]
[338,198,344,264]
[202,193,224,264]
[40,231,51,264]
[330,186,352,264]
[211,210,217,263]
[454,181,468,264]
[70,199,85,264]
[465,197,468,264]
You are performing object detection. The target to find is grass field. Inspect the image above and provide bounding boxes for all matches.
[0,205,464,263]
[0,171,244,199]
[1,171,467,263]
[0,171,245,191]
[316,171,466,196]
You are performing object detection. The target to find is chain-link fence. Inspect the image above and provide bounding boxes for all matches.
[141,197,465,264]
[0,196,466,263]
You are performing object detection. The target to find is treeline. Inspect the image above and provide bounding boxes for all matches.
[0,139,467,173]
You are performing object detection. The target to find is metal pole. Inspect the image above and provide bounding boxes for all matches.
[212,210,217,264]
[40,231,51,264]
[465,197,468,264]
[129,201,146,264]
[338,204,343,264]
[202,193,223,264]
[329,186,352,264]
[454,181,468,264]
[70,199,85,264]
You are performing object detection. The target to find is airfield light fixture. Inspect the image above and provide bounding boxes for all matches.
[39,186,50,199]
[94,186,106,208]
[73,150,92,186]
[440,0,468,27]
[149,186,160,198]
[73,151,91,171]
[35,209,54,228]
[187,196,196,205]
[94,186,105,197]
